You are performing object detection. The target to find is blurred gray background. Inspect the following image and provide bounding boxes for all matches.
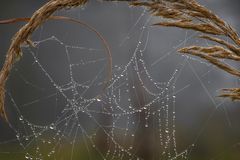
[0,0,240,160]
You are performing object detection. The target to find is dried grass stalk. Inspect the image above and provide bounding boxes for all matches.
[0,0,240,121]
[129,0,240,101]
[0,0,87,121]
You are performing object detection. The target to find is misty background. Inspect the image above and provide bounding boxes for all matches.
[0,0,240,160]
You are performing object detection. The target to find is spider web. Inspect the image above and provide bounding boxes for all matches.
[0,1,237,160]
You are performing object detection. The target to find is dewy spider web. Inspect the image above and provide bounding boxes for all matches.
[1,1,235,160]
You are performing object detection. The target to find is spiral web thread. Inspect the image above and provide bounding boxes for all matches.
[0,4,198,160]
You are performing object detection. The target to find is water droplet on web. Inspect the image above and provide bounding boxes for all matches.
[19,116,23,121]
[49,124,55,130]
[96,98,101,102]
